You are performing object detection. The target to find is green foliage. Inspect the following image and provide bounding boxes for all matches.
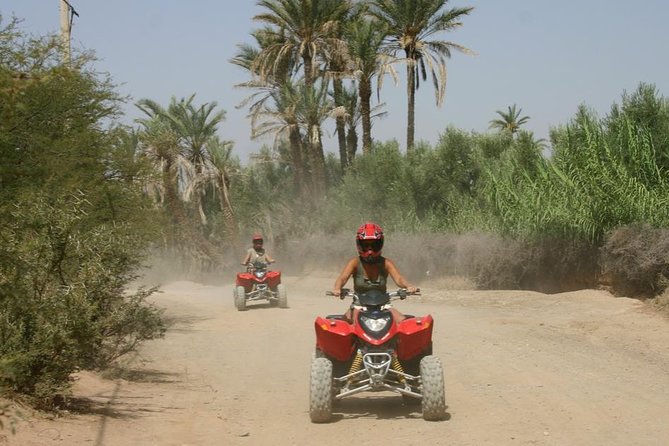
[0,19,164,403]
[489,104,530,134]
[474,91,669,243]
[0,193,164,403]
[229,146,296,237]
[606,83,669,172]
[334,140,418,229]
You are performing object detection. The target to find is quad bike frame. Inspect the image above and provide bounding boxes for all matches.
[310,289,446,422]
[233,261,287,310]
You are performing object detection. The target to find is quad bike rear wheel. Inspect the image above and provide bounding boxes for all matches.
[309,357,333,423]
[420,355,446,421]
[277,283,288,308]
[234,286,247,311]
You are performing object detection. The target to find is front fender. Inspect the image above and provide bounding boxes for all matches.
[314,317,355,362]
[396,315,434,360]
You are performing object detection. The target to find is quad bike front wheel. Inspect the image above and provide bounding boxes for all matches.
[420,355,446,421]
[234,286,247,311]
[309,357,333,423]
[277,283,288,308]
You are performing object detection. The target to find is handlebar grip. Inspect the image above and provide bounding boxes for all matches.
[325,290,347,300]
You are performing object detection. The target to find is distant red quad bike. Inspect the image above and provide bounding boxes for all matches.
[310,288,446,422]
[233,261,287,311]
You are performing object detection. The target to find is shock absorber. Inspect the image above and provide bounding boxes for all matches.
[391,354,405,382]
[348,350,363,376]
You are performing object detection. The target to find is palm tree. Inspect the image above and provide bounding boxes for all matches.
[252,0,351,192]
[203,136,238,247]
[324,5,359,170]
[296,80,335,194]
[368,0,474,151]
[344,16,395,155]
[248,79,307,195]
[339,82,388,162]
[136,96,238,268]
[134,118,187,228]
[489,104,530,135]
[252,80,334,194]
[252,0,351,88]
[231,28,307,194]
[136,95,226,226]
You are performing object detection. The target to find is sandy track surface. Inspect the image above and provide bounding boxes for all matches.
[7,273,669,446]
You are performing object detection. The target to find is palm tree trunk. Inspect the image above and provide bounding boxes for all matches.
[346,125,358,164]
[303,54,326,194]
[310,127,327,196]
[288,126,306,195]
[360,79,373,155]
[162,158,224,268]
[216,172,238,249]
[162,159,188,230]
[193,162,208,227]
[406,64,416,152]
[333,78,348,168]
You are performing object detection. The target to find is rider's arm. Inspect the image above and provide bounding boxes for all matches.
[241,250,251,266]
[332,257,358,296]
[266,252,276,263]
[385,258,418,293]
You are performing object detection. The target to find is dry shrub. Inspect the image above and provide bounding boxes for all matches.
[649,288,669,315]
[276,230,598,293]
[601,224,669,297]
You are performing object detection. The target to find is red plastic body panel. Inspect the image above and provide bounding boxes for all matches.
[314,317,355,362]
[396,315,434,360]
[314,312,434,363]
[235,270,281,292]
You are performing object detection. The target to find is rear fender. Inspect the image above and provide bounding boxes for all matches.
[396,315,434,361]
[314,316,355,362]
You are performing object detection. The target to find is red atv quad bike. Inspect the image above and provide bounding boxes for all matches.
[310,288,446,422]
[233,260,287,311]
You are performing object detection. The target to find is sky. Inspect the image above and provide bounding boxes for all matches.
[2,1,668,163]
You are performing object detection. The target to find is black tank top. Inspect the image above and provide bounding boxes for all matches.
[353,257,388,293]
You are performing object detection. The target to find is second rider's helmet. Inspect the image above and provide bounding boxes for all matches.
[356,222,384,264]
[252,234,264,253]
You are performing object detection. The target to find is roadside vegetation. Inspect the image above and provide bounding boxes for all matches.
[2,0,668,417]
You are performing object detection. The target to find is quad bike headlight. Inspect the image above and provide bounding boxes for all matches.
[360,315,390,332]
[254,271,266,279]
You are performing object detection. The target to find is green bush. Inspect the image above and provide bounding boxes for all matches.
[0,20,165,404]
[0,193,164,404]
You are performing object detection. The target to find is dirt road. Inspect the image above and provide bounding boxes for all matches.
[8,273,669,446]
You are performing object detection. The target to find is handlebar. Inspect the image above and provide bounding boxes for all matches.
[326,288,421,300]
[242,260,276,267]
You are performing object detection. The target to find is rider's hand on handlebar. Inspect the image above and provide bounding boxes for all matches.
[327,289,347,300]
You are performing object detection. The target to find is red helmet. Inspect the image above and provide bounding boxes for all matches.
[356,222,384,263]
[252,233,263,247]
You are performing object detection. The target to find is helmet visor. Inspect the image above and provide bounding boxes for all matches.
[358,240,382,253]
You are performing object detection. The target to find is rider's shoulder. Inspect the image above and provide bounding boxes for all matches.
[383,257,397,267]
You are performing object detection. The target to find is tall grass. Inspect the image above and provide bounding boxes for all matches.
[477,108,669,243]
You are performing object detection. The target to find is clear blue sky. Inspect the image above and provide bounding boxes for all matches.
[3,1,668,162]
